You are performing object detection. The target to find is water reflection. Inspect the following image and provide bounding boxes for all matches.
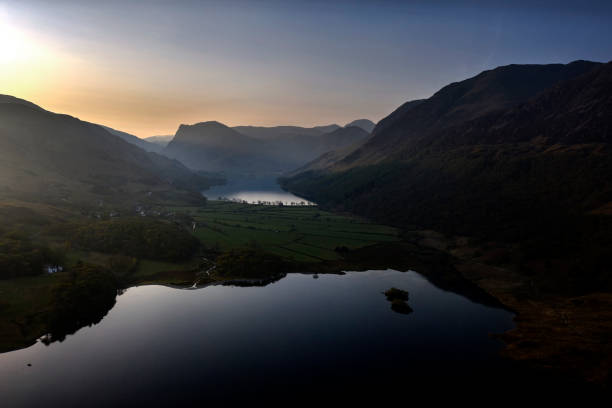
[0,270,517,405]
[202,176,314,205]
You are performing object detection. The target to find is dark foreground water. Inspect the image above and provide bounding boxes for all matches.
[0,270,521,405]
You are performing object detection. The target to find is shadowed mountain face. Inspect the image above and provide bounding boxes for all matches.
[163,121,369,174]
[284,60,602,178]
[286,62,601,177]
[324,60,601,170]
[314,126,370,151]
[164,121,270,173]
[0,96,210,207]
[281,61,612,292]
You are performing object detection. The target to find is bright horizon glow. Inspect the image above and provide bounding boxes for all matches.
[1,1,612,138]
[0,12,61,98]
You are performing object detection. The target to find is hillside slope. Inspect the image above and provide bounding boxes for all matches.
[328,60,600,169]
[0,96,210,208]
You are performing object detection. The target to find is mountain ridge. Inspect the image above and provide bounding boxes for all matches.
[163,120,370,174]
[344,119,375,133]
[102,125,164,154]
[330,60,602,170]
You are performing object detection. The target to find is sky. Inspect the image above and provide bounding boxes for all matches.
[1,0,611,137]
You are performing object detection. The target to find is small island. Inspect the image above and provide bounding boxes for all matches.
[384,288,413,314]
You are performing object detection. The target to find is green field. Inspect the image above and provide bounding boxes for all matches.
[175,201,399,262]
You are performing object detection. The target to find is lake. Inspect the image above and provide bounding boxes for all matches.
[0,269,524,405]
[202,176,314,205]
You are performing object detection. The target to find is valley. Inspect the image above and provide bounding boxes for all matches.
[1,58,611,397]
[2,2,612,403]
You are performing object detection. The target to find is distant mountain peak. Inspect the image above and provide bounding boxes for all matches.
[184,120,231,129]
[164,120,261,171]
[345,119,375,133]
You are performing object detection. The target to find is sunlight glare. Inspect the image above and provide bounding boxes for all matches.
[0,13,61,100]
[0,19,32,65]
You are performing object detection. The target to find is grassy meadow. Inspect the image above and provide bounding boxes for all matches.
[179,201,399,262]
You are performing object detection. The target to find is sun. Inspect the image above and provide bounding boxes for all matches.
[0,20,29,65]
[0,14,62,99]
[0,17,49,67]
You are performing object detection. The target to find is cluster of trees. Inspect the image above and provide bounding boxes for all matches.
[0,230,64,280]
[72,218,200,262]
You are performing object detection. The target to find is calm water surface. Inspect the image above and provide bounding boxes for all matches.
[0,270,518,405]
[202,177,313,205]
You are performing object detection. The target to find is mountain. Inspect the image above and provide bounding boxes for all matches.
[163,121,273,173]
[0,96,164,155]
[285,60,600,174]
[291,60,598,176]
[164,122,367,174]
[334,60,601,169]
[102,126,163,153]
[345,119,375,133]
[0,95,211,208]
[281,61,612,292]
[144,135,174,147]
